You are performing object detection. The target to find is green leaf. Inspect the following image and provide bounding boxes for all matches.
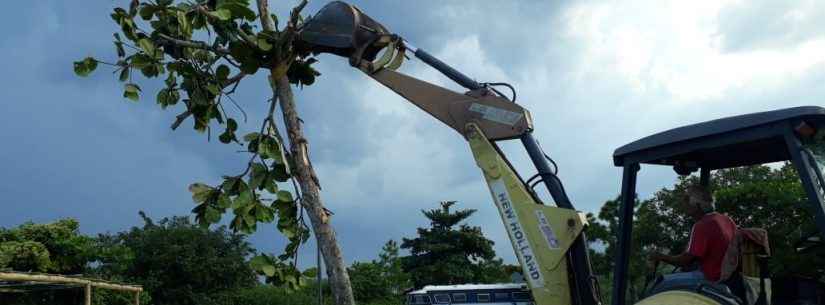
[243,132,260,142]
[140,63,164,78]
[255,204,275,223]
[219,132,233,144]
[138,38,156,56]
[216,65,230,81]
[176,11,192,38]
[165,73,176,87]
[206,83,221,96]
[262,264,276,277]
[73,57,98,77]
[114,41,126,57]
[264,176,279,193]
[258,137,282,160]
[239,59,259,74]
[119,68,130,82]
[209,9,232,21]
[234,189,253,208]
[192,12,207,30]
[280,224,297,239]
[218,193,232,209]
[218,2,257,21]
[129,0,139,17]
[130,54,153,69]
[257,37,272,51]
[138,4,155,20]
[243,213,256,227]
[204,206,221,224]
[221,176,246,196]
[276,191,293,204]
[123,83,140,101]
[157,88,180,109]
[249,163,267,190]
[271,162,290,182]
[188,183,213,203]
[249,255,268,270]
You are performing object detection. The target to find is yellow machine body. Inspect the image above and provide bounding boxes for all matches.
[466,123,587,305]
[636,291,722,305]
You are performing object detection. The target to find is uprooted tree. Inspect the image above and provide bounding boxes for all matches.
[73,1,355,304]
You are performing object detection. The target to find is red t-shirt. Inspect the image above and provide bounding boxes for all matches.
[687,212,737,281]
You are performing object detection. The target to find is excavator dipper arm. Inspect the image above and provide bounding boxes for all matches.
[297,2,602,305]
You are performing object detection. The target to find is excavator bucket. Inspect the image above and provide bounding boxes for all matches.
[298,1,392,63]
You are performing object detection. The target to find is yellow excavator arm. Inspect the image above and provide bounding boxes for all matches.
[296,2,603,305]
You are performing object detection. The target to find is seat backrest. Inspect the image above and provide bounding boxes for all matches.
[720,228,770,282]
[739,228,770,278]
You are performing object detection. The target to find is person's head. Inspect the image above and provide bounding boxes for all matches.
[679,185,715,219]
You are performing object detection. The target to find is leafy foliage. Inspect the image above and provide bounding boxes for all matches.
[73,0,319,285]
[588,164,825,303]
[93,213,257,305]
[401,201,508,288]
[0,218,95,273]
[348,240,412,303]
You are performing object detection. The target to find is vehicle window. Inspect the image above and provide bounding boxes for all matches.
[452,293,467,303]
[477,293,490,302]
[434,294,450,304]
[512,292,531,301]
[413,295,430,304]
[494,292,509,300]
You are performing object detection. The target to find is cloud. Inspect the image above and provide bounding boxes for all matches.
[3,0,825,269]
[715,0,825,52]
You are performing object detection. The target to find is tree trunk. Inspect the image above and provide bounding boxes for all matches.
[254,2,355,304]
[273,75,356,305]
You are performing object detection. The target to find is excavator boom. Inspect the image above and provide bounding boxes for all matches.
[298,2,602,305]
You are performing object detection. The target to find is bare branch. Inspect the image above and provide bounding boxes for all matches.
[236,30,260,49]
[256,0,277,31]
[170,110,192,130]
[223,73,246,88]
[224,94,248,123]
[288,0,310,28]
[156,33,230,56]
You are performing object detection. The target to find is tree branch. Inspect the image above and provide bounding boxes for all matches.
[170,110,192,130]
[156,33,230,56]
[256,0,277,31]
[223,73,246,88]
[288,0,310,29]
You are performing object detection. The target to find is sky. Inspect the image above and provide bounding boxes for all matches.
[1,0,825,269]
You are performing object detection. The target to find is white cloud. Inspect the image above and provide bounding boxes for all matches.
[562,0,825,101]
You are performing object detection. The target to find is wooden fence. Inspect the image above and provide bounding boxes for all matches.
[0,271,143,305]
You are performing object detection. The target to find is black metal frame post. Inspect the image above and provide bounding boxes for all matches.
[700,167,711,188]
[611,164,639,305]
[784,127,825,237]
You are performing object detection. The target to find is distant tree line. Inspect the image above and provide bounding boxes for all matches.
[586,164,825,303]
[0,201,516,305]
[5,164,817,305]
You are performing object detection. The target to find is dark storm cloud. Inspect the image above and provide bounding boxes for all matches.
[3,0,825,268]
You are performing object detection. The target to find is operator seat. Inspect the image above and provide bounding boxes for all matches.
[719,228,772,305]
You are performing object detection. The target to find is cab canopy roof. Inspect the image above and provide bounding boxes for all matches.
[613,106,825,169]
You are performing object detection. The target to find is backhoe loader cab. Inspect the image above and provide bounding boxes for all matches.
[612,106,825,305]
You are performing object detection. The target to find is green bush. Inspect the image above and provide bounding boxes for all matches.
[208,285,326,305]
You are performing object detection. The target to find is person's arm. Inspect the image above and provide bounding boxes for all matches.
[650,252,697,268]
